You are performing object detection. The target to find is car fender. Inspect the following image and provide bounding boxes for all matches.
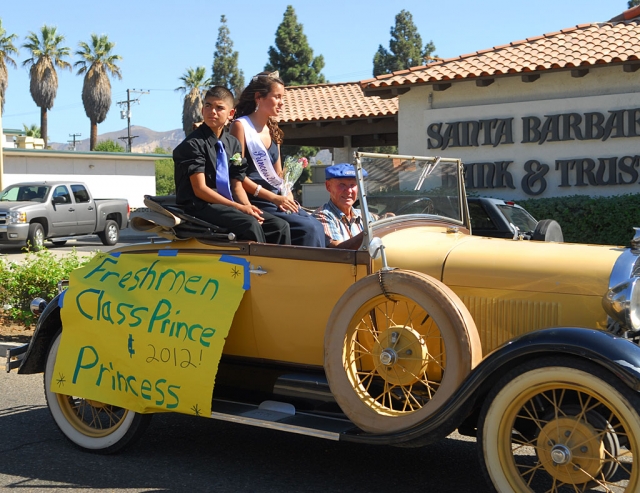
[341,327,640,445]
[18,293,64,375]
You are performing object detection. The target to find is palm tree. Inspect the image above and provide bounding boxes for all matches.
[0,19,19,114]
[175,66,211,135]
[75,34,122,150]
[22,25,71,147]
[22,123,41,137]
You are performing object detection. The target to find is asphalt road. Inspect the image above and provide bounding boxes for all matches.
[0,227,163,263]
[0,368,491,492]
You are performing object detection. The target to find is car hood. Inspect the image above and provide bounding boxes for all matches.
[378,226,622,297]
[0,202,41,212]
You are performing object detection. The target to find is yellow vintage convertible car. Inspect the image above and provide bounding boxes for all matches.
[8,152,640,493]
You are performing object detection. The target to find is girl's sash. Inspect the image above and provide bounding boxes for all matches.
[237,116,284,193]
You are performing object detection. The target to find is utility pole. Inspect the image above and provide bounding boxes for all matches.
[68,133,81,151]
[116,89,149,152]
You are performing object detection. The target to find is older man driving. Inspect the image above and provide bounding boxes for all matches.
[313,163,370,250]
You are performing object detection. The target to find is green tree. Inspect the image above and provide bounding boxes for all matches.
[22,123,41,137]
[75,34,122,151]
[0,19,19,114]
[21,25,71,147]
[94,139,124,152]
[629,0,640,7]
[211,15,245,99]
[264,5,326,86]
[154,146,174,196]
[175,66,211,136]
[373,10,436,76]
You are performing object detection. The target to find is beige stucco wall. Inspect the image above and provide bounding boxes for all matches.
[398,65,640,200]
[2,149,158,208]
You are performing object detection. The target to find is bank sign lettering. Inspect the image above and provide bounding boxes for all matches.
[426,107,640,196]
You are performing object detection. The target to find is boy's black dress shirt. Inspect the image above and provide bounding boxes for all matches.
[173,124,244,207]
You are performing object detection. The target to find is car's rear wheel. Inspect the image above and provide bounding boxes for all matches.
[98,219,119,246]
[44,332,151,453]
[324,270,481,434]
[478,357,640,492]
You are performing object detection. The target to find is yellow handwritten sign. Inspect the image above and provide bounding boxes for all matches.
[53,251,249,417]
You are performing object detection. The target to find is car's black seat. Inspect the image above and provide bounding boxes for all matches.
[134,195,235,241]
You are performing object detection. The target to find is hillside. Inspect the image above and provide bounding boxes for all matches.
[50,126,185,153]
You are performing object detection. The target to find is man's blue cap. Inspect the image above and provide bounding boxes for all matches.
[325,163,368,180]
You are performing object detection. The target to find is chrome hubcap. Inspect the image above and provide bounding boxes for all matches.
[379,348,397,366]
[550,444,572,465]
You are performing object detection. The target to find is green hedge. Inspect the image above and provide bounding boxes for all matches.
[0,249,94,327]
[518,194,640,246]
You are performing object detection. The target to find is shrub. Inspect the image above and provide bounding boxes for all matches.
[0,249,94,327]
[94,139,125,152]
[519,194,640,246]
[154,146,175,196]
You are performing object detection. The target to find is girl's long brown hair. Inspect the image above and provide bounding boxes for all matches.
[234,71,285,144]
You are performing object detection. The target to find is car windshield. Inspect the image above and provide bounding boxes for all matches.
[496,204,537,233]
[358,154,464,224]
[0,185,49,202]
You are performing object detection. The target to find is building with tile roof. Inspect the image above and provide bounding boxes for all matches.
[279,81,398,163]
[353,6,640,200]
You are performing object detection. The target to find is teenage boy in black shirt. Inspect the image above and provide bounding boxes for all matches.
[173,86,290,244]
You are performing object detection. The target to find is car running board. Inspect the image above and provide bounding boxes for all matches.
[210,399,357,440]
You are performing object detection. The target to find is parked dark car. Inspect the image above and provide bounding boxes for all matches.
[468,196,563,241]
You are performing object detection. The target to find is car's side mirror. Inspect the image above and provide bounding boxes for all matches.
[52,196,65,205]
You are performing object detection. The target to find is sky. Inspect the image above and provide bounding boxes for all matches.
[0,0,626,146]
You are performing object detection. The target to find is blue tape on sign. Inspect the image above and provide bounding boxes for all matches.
[110,252,121,258]
[219,255,251,290]
[158,250,178,257]
[58,289,66,308]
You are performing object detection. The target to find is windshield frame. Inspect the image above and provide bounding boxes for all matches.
[354,152,470,252]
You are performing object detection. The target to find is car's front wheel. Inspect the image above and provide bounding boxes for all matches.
[27,223,45,251]
[478,357,640,492]
[44,332,151,453]
[324,270,481,434]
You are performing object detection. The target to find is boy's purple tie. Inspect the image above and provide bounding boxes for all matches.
[214,141,233,201]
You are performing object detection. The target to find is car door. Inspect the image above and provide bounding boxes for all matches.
[239,244,370,367]
[71,184,96,234]
[49,185,77,236]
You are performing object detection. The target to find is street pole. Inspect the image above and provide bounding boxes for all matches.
[126,89,132,151]
[68,133,81,151]
[116,89,148,152]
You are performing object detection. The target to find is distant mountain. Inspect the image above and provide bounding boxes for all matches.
[49,126,185,153]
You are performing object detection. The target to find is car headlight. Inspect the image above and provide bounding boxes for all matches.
[8,211,27,224]
[603,277,640,331]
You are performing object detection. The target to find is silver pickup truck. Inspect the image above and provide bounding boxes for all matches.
[0,181,129,250]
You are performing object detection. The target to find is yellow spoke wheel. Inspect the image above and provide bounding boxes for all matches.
[55,394,130,438]
[479,358,640,492]
[325,270,481,434]
[44,332,152,453]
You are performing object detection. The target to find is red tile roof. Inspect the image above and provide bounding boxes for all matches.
[361,18,640,92]
[280,82,398,124]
